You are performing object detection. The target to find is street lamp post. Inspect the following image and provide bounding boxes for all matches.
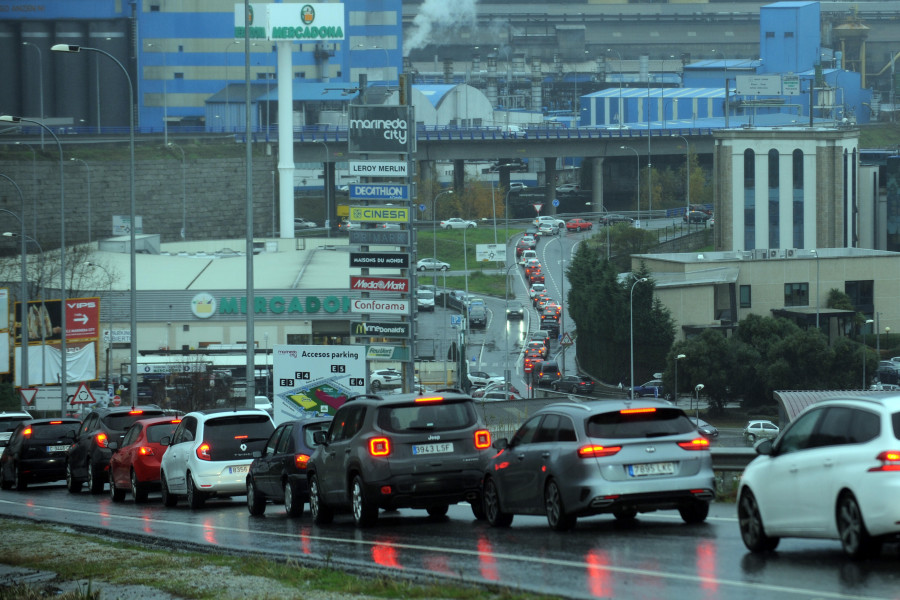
[549,235,568,375]
[15,142,37,237]
[69,158,92,245]
[224,40,242,131]
[315,140,331,237]
[694,383,704,421]
[674,353,686,404]
[607,48,624,126]
[629,277,648,399]
[503,263,518,392]
[0,188,29,391]
[0,115,66,413]
[53,43,137,408]
[432,190,454,285]
[810,249,820,328]
[620,146,640,220]
[5,233,45,386]
[21,41,44,150]
[671,134,690,225]
[864,319,874,388]
[85,262,114,389]
[167,143,186,239]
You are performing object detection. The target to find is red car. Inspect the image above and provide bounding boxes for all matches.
[528,270,545,285]
[566,218,593,231]
[108,416,181,503]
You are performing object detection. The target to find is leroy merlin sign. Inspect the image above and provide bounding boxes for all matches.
[234,3,345,41]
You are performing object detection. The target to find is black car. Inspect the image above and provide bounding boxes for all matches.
[506,301,525,320]
[66,405,167,494]
[306,390,493,527]
[0,418,81,490]
[469,304,488,328]
[246,416,333,517]
[534,360,562,388]
[689,417,719,439]
[551,376,595,394]
[683,210,711,223]
[600,214,634,226]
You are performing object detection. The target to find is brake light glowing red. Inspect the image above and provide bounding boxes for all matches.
[22,427,32,438]
[578,445,622,458]
[196,443,212,461]
[678,438,710,451]
[170,419,182,424]
[621,407,657,414]
[95,432,108,447]
[138,446,155,456]
[474,429,491,449]
[369,437,391,456]
[49,421,62,425]
[414,396,444,403]
[234,435,248,439]
[868,451,900,472]
[128,410,144,415]
[295,454,311,469]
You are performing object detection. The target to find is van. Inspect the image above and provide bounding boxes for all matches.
[519,249,537,266]
[534,360,561,388]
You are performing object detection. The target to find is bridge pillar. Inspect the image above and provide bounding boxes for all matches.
[453,159,465,191]
[592,157,605,214]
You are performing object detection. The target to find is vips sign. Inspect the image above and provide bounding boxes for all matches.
[348,105,415,154]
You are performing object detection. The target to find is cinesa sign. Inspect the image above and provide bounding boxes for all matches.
[348,105,415,155]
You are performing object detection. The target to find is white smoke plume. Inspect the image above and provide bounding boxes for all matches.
[403,0,478,56]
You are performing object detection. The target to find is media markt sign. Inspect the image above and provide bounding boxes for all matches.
[351,321,410,339]
[348,105,415,155]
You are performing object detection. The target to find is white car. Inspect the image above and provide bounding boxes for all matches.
[159,409,274,509]
[440,218,477,230]
[0,411,33,447]
[294,218,317,229]
[467,371,504,388]
[738,395,900,558]
[370,369,402,391]
[555,183,579,194]
[416,258,450,271]
[742,419,780,443]
[533,216,565,230]
[338,220,361,231]
[528,283,546,298]
[416,289,435,311]
[508,182,528,191]
[538,222,559,236]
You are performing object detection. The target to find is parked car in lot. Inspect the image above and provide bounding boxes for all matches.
[683,211,711,224]
[294,217,317,229]
[246,416,333,517]
[416,258,450,271]
[159,408,274,509]
[370,369,402,391]
[688,417,719,439]
[481,400,714,530]
[306,390,493,526]
[506,301,525,320]
[551,376,595,394]
[0,418,81,490]
[66,405,167,494]
[468,371,504,388]
[565,218,593,231]
[742,419,780,444]
[738,396,900,558]
[631,379,665,398]
[0,411,34,447]
[440,218,477,230]
[108,416,182,503]
[600,214,634,226]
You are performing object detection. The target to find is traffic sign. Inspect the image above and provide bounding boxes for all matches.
[19,388,38,407]
[70,382,96,405]
[533,203,544,214]
[111,395,122,407]
[450,314,462,327]
[560,332,574,347]
[552,198,560,207]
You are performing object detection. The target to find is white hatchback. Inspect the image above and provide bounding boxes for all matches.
[738,395,900,558]
[159,409,274,509]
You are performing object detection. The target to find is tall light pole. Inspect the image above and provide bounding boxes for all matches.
[15,142,37,237]
[21,42,44,150]
[621,146,640,220]
[0,115,66,413]
[0,188,29,392]
[549,235,568,375]
[630,277,648,399]
[671,134,690,223]
[167,143,187,239]
[810,249,820,328]
[864,319,874,388]
[5,233,45,387]
[315,140,330,237]
[69,158,92,245]
[503,262,518,393]
[53,43,137,408]
[84,261,114,390]
[432,189,454,285]
[674,353,686,404]
[224,40,242,131]
[607,48,624,126]
[694,383,704,421]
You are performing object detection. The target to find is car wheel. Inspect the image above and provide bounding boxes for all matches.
[108,469,125,502]
[738,489,779,552]
[417,266,425,271]
[247,478,266,516]
[551,383,559,391]
[837,492,881,559]
[747,433,757,444]
[308,474,333,525]
[131,469,148,504]
[467,224,474,229]
[66,461,82,494]
[370,380,382,391]
[545,479,576,531]
[679,500,709,524]
[440,265,448,271]
[613,506,637,522]
[88,460,105,494]
[483,477,513,528]
[186,473,205,509]
[351,475,378,527]
[426,504,449,518]
[13,463,27,491]
[470,498,486,521]
[160,471,178,507]
[0,466,12,491]
[284,479,303,518]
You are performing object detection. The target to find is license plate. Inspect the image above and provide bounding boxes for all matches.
[47,445,69,453]
[628,462,675,477]
[228,465,249,474]
[412,442,454,455]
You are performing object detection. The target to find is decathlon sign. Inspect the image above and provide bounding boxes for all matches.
[348,105,415,155]
[349,184,410,201]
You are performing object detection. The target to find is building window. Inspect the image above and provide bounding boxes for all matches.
[792,149,804,248]
[740,285,751,308]
[769,149,779,248]
[845,280,874,313]
[765,32,775,38]
[784,282,809,307]
[744,149,756,250]
[174,73,184,79]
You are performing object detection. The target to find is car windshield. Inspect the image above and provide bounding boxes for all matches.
[587,408,695,439]
[377,400,477,432]
[418,291,434,300]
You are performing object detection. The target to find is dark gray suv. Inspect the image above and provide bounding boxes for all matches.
[306,391,493,527]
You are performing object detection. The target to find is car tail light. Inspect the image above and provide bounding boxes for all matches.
[22,427,32,438]
[138,446,155,456]
[415,396,443,403]
[95,432,108,447]
[129,410,144,415]
[578,444,621,458]
[295,454,311,469]
[868,451,900,472]
[49,421,62,425]
[196,443,212,461]
[170,419,182,424]
[678,438,710,451]
[474,430,491,449]
[620,407,656,415]
[234,435,248,440]
[369,437,391,457]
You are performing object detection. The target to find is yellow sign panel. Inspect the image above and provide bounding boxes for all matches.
[349,206,409,223]
[337,204,350,217]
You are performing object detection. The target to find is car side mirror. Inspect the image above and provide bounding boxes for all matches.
[159,436,170,447]
[493,438,508,450]
[313,430,328,446]
[107,441,119,451]
[755,439,773,455]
